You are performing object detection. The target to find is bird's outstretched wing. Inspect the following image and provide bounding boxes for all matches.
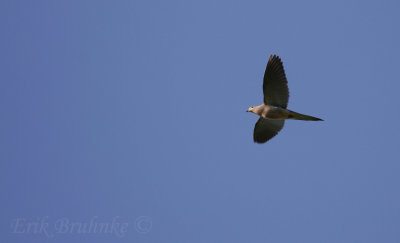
[263,55,289,108]
[253,118,285,143]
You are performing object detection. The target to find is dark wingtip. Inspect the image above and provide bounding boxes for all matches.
[269,54,280,61]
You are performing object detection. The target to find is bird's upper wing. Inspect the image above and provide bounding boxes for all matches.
[253,118,285,143]
[263,55,289,108]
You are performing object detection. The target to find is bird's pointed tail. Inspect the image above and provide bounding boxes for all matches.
[287,110,323,121]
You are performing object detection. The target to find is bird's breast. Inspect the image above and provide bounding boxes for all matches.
[263,106,289,119]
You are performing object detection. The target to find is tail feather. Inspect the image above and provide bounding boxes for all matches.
[287,110,323,121]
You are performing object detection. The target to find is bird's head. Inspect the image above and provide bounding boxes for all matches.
[247,106,255,113]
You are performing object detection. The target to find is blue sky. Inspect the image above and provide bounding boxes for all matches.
[1,0,400,242]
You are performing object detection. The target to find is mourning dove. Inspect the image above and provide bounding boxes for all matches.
[247,55,323,143]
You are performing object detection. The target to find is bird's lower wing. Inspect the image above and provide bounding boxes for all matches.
[253,118,285,143]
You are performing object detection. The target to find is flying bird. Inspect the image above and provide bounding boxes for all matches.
[247,54,323,143]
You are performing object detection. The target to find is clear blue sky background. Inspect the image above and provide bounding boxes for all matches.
[1,1,400,242]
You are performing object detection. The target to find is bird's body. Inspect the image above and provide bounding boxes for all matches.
[249,104,322,121]
[250,104,288,120]
[247,55,323,143]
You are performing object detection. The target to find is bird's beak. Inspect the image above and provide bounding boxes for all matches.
[246,110,249,112]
